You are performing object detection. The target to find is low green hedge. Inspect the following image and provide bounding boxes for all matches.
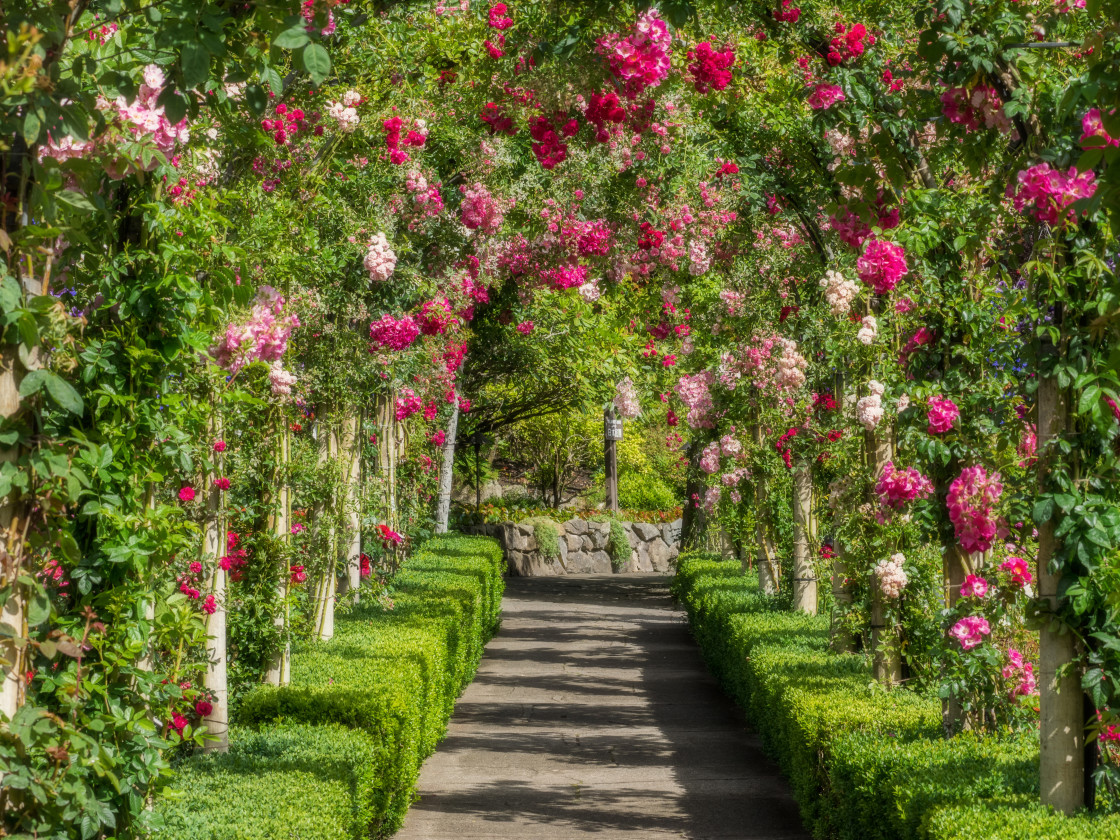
[671,554,1120,840]
[157,535,504,840]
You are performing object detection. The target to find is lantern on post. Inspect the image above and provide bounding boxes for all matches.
[604,407,623,512]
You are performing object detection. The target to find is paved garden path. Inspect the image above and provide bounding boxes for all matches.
[395,575,810,839]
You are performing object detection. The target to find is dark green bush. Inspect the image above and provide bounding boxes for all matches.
[157,724,382,840]
[156,535,504,839]
[673,554,1120,840]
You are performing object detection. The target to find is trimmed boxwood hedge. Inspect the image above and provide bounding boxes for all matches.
[671,554,1120,840]
[156,534,504,840]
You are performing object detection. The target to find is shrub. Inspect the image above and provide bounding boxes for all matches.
[156,535,504,839]
[158,724,381,840]
[618,471,678,511]
[523,516,560,560]
[673,554,1120,840]
[607,518,630,571]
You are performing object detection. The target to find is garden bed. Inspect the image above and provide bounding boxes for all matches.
[155,535,505,840]
[671,554,1120,840]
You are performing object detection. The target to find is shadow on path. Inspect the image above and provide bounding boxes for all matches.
[394,575,809,839]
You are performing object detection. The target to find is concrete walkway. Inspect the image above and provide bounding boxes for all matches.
[395,575,810,839]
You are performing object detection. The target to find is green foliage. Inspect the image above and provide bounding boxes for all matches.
[606,519,630,571]
[523,517,561,560]
[617,472,678,512]
[157,536,504,839]
[673,555,1120,840]
[156,724,379,840]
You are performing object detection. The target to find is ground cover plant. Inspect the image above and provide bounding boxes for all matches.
[1,0,1119,837]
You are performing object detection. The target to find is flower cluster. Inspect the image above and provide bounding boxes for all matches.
[460,182,506,232]
[949,615,991,650]
[480,102,517,136]
[1080,108,1118,149]
[261,102,309,146]
[377,523,404,546]
[940,86,1011,133]
[959,574,989,599]
[688,239,711,276]
[528,115,572,169]
[1002,649,1038,700]
[1010,163,1097,225]
[213,287,300,374]
[585,91,627,142]
[597,9,672,99]
[418,298,457,335]
[874,554,909,598]
[269,361,297,400]
[927,395,959,434]
[775,338,808,390]
[1000,556,1033,587]
[395,388,423,421]
[221,531,250,581]
[807,83,845,110]
[369,314,421,351]
[856,380,885,430]
[364,233,397,283]
[856,315,877,345]
[857,239,908,294]
[327,91,362,133]
[828,22,873,64]
[947,466,1003,554]
[828,203,899,248]
[674,371,715,428]
[875,462,934,510]
[687,41,735,93]
[383,115,427,165]
[700,441,721,474]
[488,2,513,29]
[614,376,642,419]
[773,0,800,22]
[579,277,602,302]
[820,269,859,316]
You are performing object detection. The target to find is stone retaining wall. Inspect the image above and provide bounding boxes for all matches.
[462,517,682,576]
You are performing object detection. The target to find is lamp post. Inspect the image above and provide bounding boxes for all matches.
[604,407,622,512]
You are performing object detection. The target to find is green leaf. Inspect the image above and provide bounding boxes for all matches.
[42,371,83,416]
[26,591,50,627]
[58,528,80,562]
[274,20,311,50]
[158,88,188,125]
[301,43,331,87]
[181,42,211,90]
[1033,497,1055,524]
[56,190,97,213]
[22,111,41,144]
[38,639,57,659]
[18,370,45,397]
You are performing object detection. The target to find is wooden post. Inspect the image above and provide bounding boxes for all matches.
[604,407,620,513]
[749,422,779,594]
[316,422,338,642]
[1037,354,1084,812]
[435,403,459,533]
[0,335,24,719]
[342,412,363,604]
[830,368,856,651]
[265,422,291,687]
[791,457,817,614]
[474,434,482,515]
[866,425,901,687]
